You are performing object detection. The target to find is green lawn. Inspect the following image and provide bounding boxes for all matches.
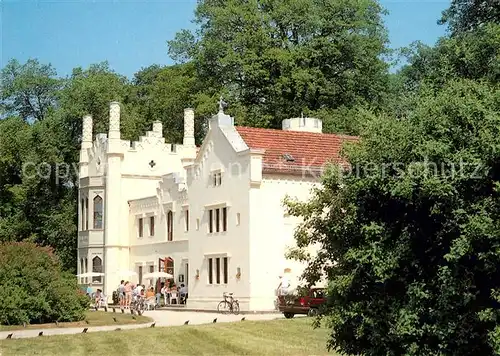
[0,317,337,356]
[0,311,152,332]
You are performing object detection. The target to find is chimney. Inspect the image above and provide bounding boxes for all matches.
[282,117,322,133]
[183,108,195,147]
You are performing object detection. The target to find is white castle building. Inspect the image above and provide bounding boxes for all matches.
[77,101,356,311]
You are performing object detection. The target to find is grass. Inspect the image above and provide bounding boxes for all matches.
[0,317,337,356]
[0,310,152,331]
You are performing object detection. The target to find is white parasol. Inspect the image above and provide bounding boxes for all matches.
[142,271,174,279]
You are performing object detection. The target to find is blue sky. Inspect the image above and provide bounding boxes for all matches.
[1,0,450,78]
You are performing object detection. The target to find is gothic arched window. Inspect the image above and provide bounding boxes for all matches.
[93,196,103,229]
[167,211,173,241]
[92,256,102,283]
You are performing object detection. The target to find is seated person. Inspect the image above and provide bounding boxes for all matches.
[94,289,102,305]
[145,287,155,299]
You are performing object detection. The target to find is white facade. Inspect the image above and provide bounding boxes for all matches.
[77,103,353,311]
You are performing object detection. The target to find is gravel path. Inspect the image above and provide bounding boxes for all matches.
[0,310,284,340]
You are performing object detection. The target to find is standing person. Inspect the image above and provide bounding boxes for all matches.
[180,283,188,304]
[156,282,164,306]
[118,280,125,308]
[280,275,290,296]
[124,281,132,309]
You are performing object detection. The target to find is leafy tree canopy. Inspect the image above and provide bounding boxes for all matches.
[439,0,500,34]
[286,78,500,354]
[0,59,61,121]
[169,0,390,131]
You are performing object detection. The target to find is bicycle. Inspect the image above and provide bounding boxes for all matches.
[130,295,146,312]
[217,292,240,315]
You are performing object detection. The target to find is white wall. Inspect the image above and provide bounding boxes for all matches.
[185,124,252,310]
[249,174,319,311]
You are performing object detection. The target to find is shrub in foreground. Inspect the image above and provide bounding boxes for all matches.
[0,242,88,325]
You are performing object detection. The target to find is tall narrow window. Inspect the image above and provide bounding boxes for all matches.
[236,213,241,226]
[215,209,220,232]
[80,199,84,230]
[84,258,88,283]
[167,211,173,241]
[216,172,222,186]
[80,258,84,283]
[216,258,221,284]
[223,257,228,284]
[222,207,227,232]
[138,218,143,237]
[93,196,103,229]
[149,216,155,236]
[185,210,189,232]
[208,258,213,284]
[208,210,213,233]
[138,266,143,285]
[92,256,102,283]
[85,198,89,230]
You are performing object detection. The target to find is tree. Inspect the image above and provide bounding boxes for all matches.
[0,242,88,325]
[399,23,500,91]
[439,0,500,34]
[0,59,61,121]
[168,0,390,132]
[285,79,500,354]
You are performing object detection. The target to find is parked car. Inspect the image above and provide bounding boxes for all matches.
[277,287,326,319]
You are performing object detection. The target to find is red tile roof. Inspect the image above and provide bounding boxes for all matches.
[235,126,358,177]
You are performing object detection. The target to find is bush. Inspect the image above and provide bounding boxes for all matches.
[0,242,89,325]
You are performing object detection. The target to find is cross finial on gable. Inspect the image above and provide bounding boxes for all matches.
[149,160,156,169]
[218,95,227,113]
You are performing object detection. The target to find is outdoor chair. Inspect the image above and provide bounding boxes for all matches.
[170,291,179,305]
[145,297,157,310]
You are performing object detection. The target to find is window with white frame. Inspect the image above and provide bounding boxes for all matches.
[167,211,173,241]
[207,256,228,285]
[85,198,89,230]
[149,216,155,236]
[80,199,85,230]
[213,171,222,186]
[184,209,189,232]
[138,218,143,238]
[208,207,228,233]
[93,195,103,229]
[92,256,102,283]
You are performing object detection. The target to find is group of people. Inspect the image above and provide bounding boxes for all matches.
[159,282,188,305]
[117,280,154,308]
[117,280,188,308]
